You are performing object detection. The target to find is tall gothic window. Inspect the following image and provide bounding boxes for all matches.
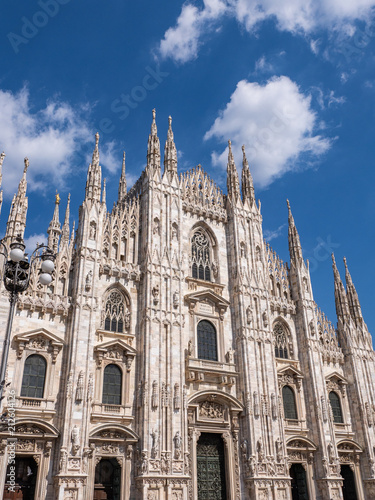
[274,322,289,359]
[329,391,343,423]
[282,385,298,420]
[20,355,46,399]
[191,231,211,281]
[197,320,218,361]
[102,364,122,405]
[103,289,127,333]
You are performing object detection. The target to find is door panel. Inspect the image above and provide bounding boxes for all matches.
[197,433,226,500]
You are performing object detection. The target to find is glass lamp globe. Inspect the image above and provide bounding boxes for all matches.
[9,247,25,262]
[41,259,54,274]
[39,273,53,286]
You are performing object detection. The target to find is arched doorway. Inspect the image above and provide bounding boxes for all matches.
[3,457,38,500]
[197,433,226,500]
[341,465,358,500]
[290,463,309,500]
[94,458,121,500]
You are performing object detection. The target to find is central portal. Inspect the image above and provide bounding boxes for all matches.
[197,433,227,500]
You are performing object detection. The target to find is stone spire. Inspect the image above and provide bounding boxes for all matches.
[343,257,363,325]
[118,152,127,204]
[226,140,240,202]
[0,151,5,216]
[147,109,160,173]
[164,116,177,174]
[287,200,303,263]
[47,192,62,253]
[241,145,255,205]
[85,133,102,202]
[5,157,29,241]
[61,194,71,245]
[332,253,351,323]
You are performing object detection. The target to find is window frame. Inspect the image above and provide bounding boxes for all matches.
[102,363,123,406]
[197,320,218,362]
[20,354,47,399]
[329,390,344,424]
[191,229,214,282]
[102,288,130,334]
[273,322,290,359]
[282,385,298,420]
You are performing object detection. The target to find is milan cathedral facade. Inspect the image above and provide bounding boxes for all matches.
[0,111,374,500]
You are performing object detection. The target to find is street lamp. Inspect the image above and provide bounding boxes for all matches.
[0,235,55,402]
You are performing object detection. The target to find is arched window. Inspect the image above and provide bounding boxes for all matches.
[102,364,122,405]
[274,322,289,359]
[191,231,211,281]
[282,385,297,420]
[103,289,128,333]
[20,355,46,399]
[197,320,217,361]
[329,391,343,423]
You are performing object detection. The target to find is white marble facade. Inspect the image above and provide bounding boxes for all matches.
[0,111,374,500]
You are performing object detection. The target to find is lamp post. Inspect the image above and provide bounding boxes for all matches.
[0,235,55,403]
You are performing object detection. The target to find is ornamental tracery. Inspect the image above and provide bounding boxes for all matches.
[102,289,130,333]
[273,323,290,359]
[191,231,212,282]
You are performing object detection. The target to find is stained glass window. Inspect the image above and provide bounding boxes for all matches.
[274,323,289,359]
[283,385,297,420]
[102,364,122,405]
[329,391,343,423]
[20,355,46,399]
[191,231,211,281]
[197,320,217,361]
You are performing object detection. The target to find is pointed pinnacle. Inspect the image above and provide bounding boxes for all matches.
[242,145,248,166]
[24,157,29,173]
[151,108,157,135]
[0,152,5,167]
[122,151,126,173]
[343,257,353,284]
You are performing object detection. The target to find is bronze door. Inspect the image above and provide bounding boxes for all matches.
[197,433,227,500]
[94,458,121,500]
[3,457,37,500]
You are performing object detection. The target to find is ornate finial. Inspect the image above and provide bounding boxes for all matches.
[228,139,232,149]
[68,193,71,202]
[152,108,156,120]
[55,190,61,204]
[95,132,99,146]
[123,151,126,162]
[331,253,337,267]
[0,151,5,166]
[24,157,29,172]
[168,116,172,128]
[343,257,348,269]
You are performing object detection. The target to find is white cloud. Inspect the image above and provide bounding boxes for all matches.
[264,223,287,242]
[205,76,332,188]
[158,0,375,63]
[254,55,274,73]
[0,87,117,198]
[159,0,227,63]
[23,233,47,256]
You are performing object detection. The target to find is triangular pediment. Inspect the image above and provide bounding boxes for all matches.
[277,364,303,378]
[325,371,347,384]
[94,339,137,356]
[14,328,64,347]
[184,289,230,308]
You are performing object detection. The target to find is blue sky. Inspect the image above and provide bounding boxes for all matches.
[1,0,375,334]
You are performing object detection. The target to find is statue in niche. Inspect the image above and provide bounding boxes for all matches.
[275,438,283,462]
[89,222,96,240]
[173,290,179,309]
[152,285,159,305]
[85,270,92,291]
[75,371,84,401]
[71,425,80,455]
[187,340,193,357]
[226,347,234,363]
[150,429,159,458]
[257,438,264,462]
[246,306,253,325]
[174,431,182,459]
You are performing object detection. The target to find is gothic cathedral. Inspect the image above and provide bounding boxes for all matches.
[0,110,374,500]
